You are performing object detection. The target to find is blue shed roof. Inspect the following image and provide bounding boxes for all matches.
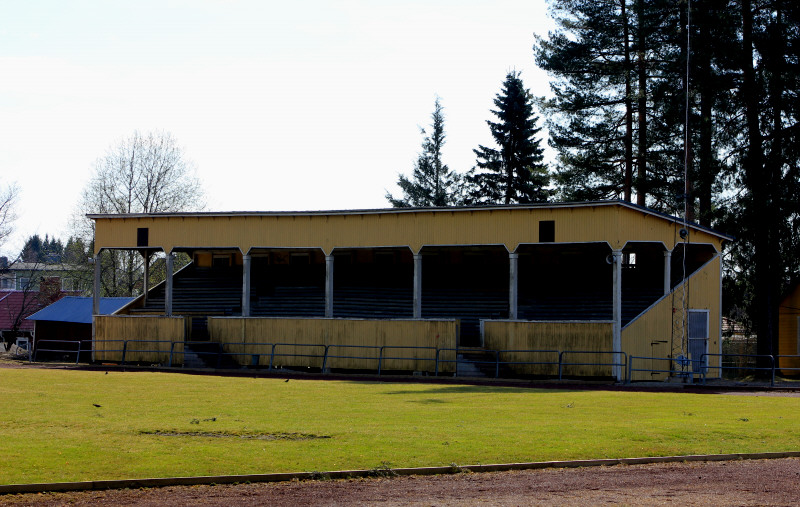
[26,296,135,324]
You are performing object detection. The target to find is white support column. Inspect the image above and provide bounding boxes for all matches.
[612,249,623,382]
[165,252,174,317]
[92,251,102,363]
[142,251,150,306]
[325,254,334,318]
[413,254,422,319]
[508,252,519,320]
[663,249,672,296]
[242,254,251,317]
[92,252,101,316]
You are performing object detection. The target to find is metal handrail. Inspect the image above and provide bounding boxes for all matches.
[270,343,328,370]
[627,355,694,384]
[497,349,560,376]
[89,339,127,363]
[377,346,438,375]
[325,344,381,373]
[33,339,93,364]
[558,350,627,381]
[701,353,776,387]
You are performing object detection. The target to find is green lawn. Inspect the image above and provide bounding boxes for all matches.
[1,368,798,485]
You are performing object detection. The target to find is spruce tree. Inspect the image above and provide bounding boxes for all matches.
[387,98,465,207]
[467,72,549,204]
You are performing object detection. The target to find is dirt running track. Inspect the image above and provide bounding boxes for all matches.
[3,458,799,506]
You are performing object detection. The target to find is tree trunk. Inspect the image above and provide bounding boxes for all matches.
[741,0,775,360]
[622,0,634,202]
[635,0,647,206]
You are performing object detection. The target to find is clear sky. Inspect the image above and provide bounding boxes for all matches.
[0,0,554,258]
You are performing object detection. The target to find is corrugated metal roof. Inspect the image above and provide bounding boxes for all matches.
[26,297,135,324]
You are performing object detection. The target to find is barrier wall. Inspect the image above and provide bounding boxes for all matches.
[483,320,614,376]
[208,317,458,372]
[94,315,185,364]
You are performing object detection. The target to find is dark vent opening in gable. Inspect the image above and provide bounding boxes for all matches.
[539,220,555,243]
[137,228,149,247]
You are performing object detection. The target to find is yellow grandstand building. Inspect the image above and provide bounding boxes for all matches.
[89,200,731,382]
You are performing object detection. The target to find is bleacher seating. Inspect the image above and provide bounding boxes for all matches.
[133,261,665,346]
[133,265,242,315]
[252,286,325,317]
[518,288,664,325]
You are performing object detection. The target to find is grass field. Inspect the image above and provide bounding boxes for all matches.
[1,368,799,485]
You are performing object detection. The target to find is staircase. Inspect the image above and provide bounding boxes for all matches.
[455,348,511,378]
[182,341,242,369]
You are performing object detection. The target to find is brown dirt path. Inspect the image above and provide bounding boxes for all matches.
[3,458,800,506]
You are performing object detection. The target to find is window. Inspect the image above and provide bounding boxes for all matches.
[0,277,12,289]
[623,253,637,267]
[137,228,149,247]
[539,220,555,243]
[17,277,31,290]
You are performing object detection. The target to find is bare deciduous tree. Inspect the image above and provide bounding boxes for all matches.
[0,181,19,253]
[75,130,205,297]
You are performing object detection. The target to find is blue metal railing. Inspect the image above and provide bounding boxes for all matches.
[34,339,800,386]
[559,350,627,381]
[701,353,777,387]
[33,339,93,364]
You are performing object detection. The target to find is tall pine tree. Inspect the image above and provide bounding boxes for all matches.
[467,72,550,204]
[387,98,465,207]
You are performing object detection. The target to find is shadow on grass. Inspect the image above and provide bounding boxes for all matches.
[385,386,582,395]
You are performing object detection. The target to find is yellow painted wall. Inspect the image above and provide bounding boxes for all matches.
[94,315,184,365]
[208,317,458,372]
[621,294,672,381]
[92,204,725,255]
[622,255,721,381]
[778,284,800,375]
[483,320,614,377]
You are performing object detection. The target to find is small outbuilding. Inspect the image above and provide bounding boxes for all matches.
[27,296,134,352]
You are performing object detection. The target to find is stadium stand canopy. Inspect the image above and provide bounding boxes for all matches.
[88,200,731,381]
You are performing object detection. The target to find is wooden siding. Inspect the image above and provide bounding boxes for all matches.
[92,203,725,255]
[483,321,614,377]
[94,315,184,365]
[778,284,800,375]
[621,295,672,381]
[208,317,458,372]
[622,255,722,381]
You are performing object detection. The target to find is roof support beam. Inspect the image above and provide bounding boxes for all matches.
[165,253,174,317]
[242,254,251,317]
[413,254,422,319]
[612,249,623,381]
[508,252,519,320]
[664,250,672,296]
[325,255,334,318]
